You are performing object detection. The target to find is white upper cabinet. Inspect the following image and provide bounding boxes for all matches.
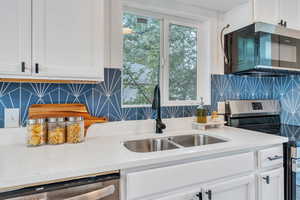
[32,0,104,81]
[0,0,121,82]
[279,0,300,30]
[223,0,300,33]
[0,0,31,76]
[104,0,123,69]
[253,0,280,25]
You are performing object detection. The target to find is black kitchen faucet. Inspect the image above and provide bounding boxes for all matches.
[152,85,166,134]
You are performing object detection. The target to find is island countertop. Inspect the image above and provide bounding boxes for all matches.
[0,118,288,192]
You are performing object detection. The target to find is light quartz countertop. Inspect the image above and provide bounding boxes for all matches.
[0,118,288,192]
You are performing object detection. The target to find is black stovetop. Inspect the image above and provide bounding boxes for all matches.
[228,115,300,146]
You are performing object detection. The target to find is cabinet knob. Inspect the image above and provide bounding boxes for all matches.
[278,19,284,26]
[263,176,270,184]
[196,192,202,200]
[205,190,212,200]
[35,63,39,74]
[21,62,25,72]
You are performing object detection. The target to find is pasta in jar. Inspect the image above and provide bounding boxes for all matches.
[27,119,47,146]
[67,117,84,143]
[47,118,66,145]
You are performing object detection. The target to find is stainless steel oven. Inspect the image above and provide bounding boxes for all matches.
[225,99,300,200]
[0,172,120,200]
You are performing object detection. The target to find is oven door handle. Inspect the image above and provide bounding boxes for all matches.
[64,185,115,200]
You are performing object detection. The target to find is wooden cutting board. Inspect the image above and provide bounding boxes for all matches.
[28,104,108,133]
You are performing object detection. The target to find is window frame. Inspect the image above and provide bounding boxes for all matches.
[122,8,210,108]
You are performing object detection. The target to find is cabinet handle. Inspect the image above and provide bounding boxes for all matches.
[205,190,212,200]
[196,192,202,200]
[21,62,25,72]
[263,176,270,184]
[35,63,39,74]
[267,155,283,161]
[278,19,284,26]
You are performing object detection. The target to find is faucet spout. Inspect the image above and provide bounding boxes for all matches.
[152,85,166,134]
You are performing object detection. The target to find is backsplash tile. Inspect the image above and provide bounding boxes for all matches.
[211,74,275,111]
[274,75,300,126]
[4,69,300,128]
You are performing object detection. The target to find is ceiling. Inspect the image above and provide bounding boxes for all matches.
[175,0,249,12]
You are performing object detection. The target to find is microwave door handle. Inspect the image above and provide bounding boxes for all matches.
[64,185,115,200]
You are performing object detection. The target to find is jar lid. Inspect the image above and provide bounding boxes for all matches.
[67,117,76,122]
[48,118,57,123]
[57,118,65,122]
[75,117,84,121]
[27,119,36,125]
[36,118,46,124]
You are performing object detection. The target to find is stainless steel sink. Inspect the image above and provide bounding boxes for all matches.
[169,134,226,147]
[123,138,178,153]
[123,134,227,153]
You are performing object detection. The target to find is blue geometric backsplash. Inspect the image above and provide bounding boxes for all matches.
[0,69,299,128]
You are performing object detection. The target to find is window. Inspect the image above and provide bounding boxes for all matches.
[122,13,161,105]
[122,11,207,107]
[168,23,198,101]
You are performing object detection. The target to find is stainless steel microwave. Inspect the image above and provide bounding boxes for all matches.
[224,22,300,76]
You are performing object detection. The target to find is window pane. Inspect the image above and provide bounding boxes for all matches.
[169,24,197,101]
[122,13,161,105]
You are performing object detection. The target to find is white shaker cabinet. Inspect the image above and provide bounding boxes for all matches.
[201,175,255,200]
[104,0,123,69]
[0,0,31,76]
[279,0,300,30]
[32,0,105,81]
[258,168,284,200]
[253,0,280,25]
[223,0,300,33]
[156,175,255,200]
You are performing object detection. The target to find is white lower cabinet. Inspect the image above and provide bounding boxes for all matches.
[122,146,284,200]
[156,175,255,200]
[201,175,255,200]
[258,168,284,200]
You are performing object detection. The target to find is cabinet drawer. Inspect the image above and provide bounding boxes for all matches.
[258,146,283,168]
[126,152,254,200]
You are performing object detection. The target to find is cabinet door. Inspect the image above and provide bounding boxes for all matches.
[104,0,123,69]
[258,168,284,200]
[253,0,281,25]
[202,175,255,200]
[0,0,31,76]
[32,0,104,81]
[280,0,300,30]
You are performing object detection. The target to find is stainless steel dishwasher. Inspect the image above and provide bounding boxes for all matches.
[0,172,120,200]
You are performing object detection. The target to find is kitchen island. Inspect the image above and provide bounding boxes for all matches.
[0,117,288,199]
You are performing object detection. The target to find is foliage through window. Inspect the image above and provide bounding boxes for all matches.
[122,12,199,106]
[169,24,198,101]
[122,13,160,105]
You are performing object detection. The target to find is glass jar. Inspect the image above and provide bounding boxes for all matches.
[67,117,84,144]
[27,118,47,147]
[47,118,66,145]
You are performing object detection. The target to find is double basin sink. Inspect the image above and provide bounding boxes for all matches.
[123,134,227,153]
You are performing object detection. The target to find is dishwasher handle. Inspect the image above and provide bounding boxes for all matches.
[64,185,115,200]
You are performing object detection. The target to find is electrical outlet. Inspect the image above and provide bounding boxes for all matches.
[5,108,20,128]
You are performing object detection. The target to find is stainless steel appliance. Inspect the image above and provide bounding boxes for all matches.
[225,22,300,76]
[0,172,120,200]
[225,99,300,200]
